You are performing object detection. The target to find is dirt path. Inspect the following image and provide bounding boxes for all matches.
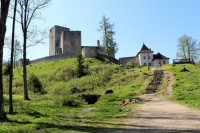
[164,71,174,96]
[118,71,200,132]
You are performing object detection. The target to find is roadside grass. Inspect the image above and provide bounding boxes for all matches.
[1,58,150,132]
[162,64,200,109]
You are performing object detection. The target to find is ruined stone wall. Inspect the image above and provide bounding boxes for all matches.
[81,46,116,59]
[82,46,98,58]
[97,54,119,64]
[30,54,75,64]
[96,47,115,58]
[119,56,139,64]
[49,25,70,56]
[60,30,81,56]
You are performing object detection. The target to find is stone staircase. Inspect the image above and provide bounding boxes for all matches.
[146,70,163,94]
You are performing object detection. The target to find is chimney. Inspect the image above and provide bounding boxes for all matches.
[97,40,100,47]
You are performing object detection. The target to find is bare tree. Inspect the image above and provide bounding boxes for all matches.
[13,40,21,67]
[0,0,11,120]
[16,0,51,100]
[176,34,199,60]
[4,38,22,67]
[9,0,17,114]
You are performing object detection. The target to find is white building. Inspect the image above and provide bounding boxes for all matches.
[119,44,170,68]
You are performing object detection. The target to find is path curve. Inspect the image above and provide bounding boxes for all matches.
[119,71,200,132]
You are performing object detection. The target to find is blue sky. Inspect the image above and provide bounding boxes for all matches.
[4,0,200,63]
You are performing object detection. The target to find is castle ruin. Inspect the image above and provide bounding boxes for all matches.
[28,25,169,68]
[49,25,115,58]
[49,26,81,56]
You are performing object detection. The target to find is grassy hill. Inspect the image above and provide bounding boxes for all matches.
[162,64,200,109]
[2,58,151,132]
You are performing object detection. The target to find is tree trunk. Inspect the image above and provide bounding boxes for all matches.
[105,43,111,62]
[0,47,7,121]
[9,0,18,113]
[23,30,29,100]
[0,0,11,120]
[0,30,7,120]
[23,0,30,100]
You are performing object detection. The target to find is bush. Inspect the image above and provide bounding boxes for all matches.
[125,62,136,69]
[28,74,43,94]
[3,63,11,76]
[76,54,88,78]
[62,96,81,107]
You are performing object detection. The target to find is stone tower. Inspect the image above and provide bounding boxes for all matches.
[49,25,81,56]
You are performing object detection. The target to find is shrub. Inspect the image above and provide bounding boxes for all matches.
[76,54,88,78]
[3,62,11,76]
[28,74,43,94]
[62,95,81,107]
[124,61,138,69]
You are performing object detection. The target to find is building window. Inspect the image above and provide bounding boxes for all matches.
[159,60,161,64]
[163,60,166,64]
[148,56,150,59]
[144,63,147,66]
[143,56,146,59]
[149,63,151,66]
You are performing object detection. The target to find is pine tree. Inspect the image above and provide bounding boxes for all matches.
[76,54,85,78]
[98,15,118,59]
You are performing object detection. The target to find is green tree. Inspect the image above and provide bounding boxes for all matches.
[28,74,43,94]
[176,34,199,60]
[76,54,86,78]
[0,0,11,121]
[98,15,118,59]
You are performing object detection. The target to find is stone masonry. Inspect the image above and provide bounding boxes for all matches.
[49,25,81,56]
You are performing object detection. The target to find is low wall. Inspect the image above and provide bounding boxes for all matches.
[28,51,118,65]
[82,47,98,58]
[119,56,139,64]
[97,54,119,64]
[30,54,75,64]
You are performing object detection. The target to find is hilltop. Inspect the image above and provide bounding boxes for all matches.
[2,58,200,132]
[2,58,151,132]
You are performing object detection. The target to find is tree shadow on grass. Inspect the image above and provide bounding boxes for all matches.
[35,122,200,133]
[6,119,200,133]
[25,110,49,118]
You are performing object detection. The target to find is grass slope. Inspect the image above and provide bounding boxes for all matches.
[163,64,200,109]
[2,58,151,132]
